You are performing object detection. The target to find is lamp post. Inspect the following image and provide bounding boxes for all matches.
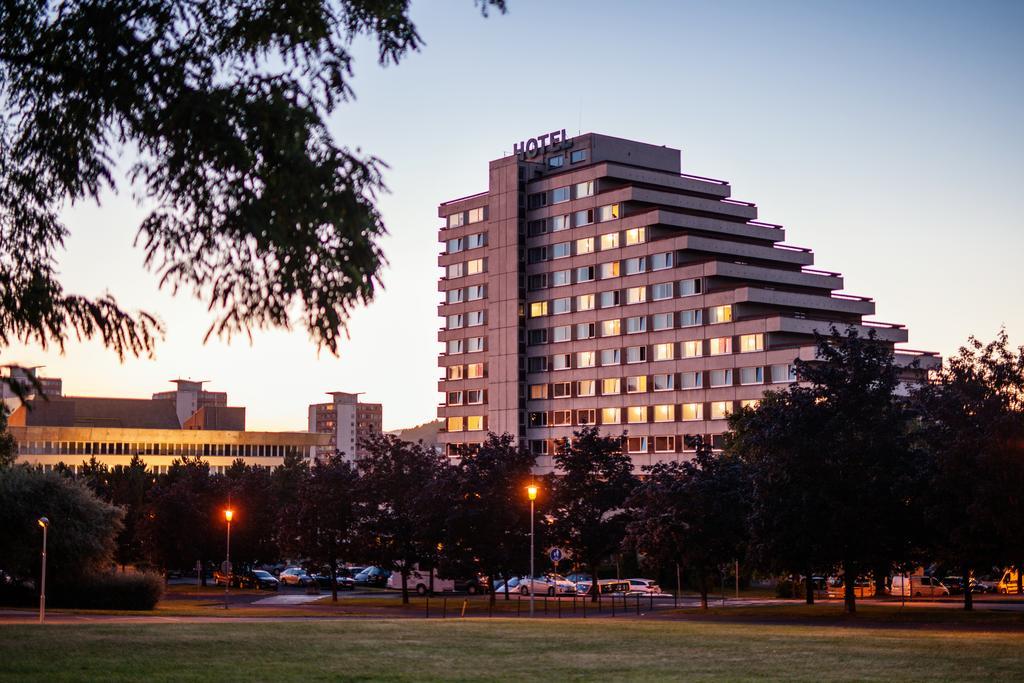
[37,517,49,624]
[526,484,538,617]
[223,509,234,610]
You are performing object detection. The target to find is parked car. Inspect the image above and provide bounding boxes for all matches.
[627,578,662,594]
[942,576,988,595]
[826,576,876,598]
[278,567,313,586]
[493,575,576,596]
[890,575,949,597]
[997,569,1021,594]
[312,572,355,591]
[566,572,592,584]
[354,566,389,588]
[576,579,631,596]
[238,570,280,591]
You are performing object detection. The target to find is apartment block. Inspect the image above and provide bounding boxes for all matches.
[308,392,383,461]
[437,132,937,471]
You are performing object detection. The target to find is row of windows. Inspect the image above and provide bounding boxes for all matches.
[527,277,702,317]
[528,251,674,289]
[528,227,648,261]
[16,441,304,458]
[525,335,768,371]
[446,232,487,254]
[527,433,727,456]
[527,180,595,209]
[446,389,486,406]
[527,308,742,343]
[446,337,486,355]
[445,284,487,304]
[528,399,759,427]
[446,415,486,432]
[526,365,794,398]
[446,310,486,330]
[446,363,486,380]
[446,258,486,279]
[446,206,486,229]
[546,149,588,169]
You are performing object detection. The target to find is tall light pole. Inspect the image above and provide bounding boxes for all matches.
[527,484,538,618]
[224,509,234,610]
[37,517,49,624]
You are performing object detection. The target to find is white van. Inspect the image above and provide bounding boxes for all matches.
[997,569,1020,594]
[890,575,949,598]
[387,567,454,595]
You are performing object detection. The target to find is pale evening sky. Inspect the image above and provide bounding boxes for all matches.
[4,0,1022,431]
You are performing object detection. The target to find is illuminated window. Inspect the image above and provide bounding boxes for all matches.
[576,237,595,255]
[447,416,464,432]
[577,380,596,397]
[627,375,647,393]
[530,301,548,318]
[529,384,548,399]
[551,270,571,287]
[601,319,621,337]
[600,233,619,250]
[654,436,675,453]
[468,207,485,224]
[740,367,763,385]
[467,415,484,431]
[597,204,620,222]
[682,403,703,421]
[600,348,621,366]
[653,343,674,361]
[740,333,765,352]
[447,314,464,329]
[653,373,674,391]
[652,313,673,331]
[467,258,484,275]
[626,316,646,334]
[575,181,594,198]
[650,252,673,270]
[577,294,596,311]
[602,378,621,395]
[627,406,647,424]
[550,214,570,231]
[710,401,732,420]
[710,369,733,387]
[552,186,571,204]
[681,340,703,358]
[625,227,647,245]
[447,339,463,354]
[448,212,465,228]
[467,363,485,378]
[627,436,648,453]
[552,382,572,398]
[740,399,760,410]
[679,278,702,296]
[447,263,464,279]
[709,337,732,355]
[709,305,732,324]
[576,322,596,339]
[599,262,620,279]
[447,365,464,380]
[624,257,646,275]
[552,298,571,315]
[653,404,675,422]
[625,287,646,305]
[626,346,646,364]
[577,351,597,368]
[601,407,621,425]
[448,391,463,406]
[552,326,571,342]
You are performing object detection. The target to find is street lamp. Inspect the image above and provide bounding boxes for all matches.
[223,509,234,610]
[526,484,538,617]
[37,517,49,624]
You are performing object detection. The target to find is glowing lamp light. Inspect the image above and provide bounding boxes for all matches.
[37,517,49,528]
[225,509,234,522]
[527,484,538,501]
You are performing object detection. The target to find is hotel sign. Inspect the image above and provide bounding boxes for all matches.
[514,128,574,160]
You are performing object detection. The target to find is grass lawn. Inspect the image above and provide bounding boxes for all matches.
[2,619,1022,681]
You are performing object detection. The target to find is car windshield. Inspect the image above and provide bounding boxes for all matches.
[253,571,271,578]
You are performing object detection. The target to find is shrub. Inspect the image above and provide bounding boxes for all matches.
[53,572,164,610]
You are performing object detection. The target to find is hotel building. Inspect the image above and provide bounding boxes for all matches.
[436,133,937,471]
[307,392,383,461]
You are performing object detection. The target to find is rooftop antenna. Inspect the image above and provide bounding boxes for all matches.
[578,99,582,136]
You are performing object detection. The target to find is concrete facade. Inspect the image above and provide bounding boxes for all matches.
[307,392,383,461]
[437,133,938,472]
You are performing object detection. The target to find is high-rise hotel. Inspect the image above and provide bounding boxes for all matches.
[437,133,936,470]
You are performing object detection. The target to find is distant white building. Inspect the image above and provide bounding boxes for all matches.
[308,392,383,461]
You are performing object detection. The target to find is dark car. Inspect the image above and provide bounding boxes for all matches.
[354,566,389,587]
[453,575,490,595]
[238,570,280,591]
[312,571,356,591]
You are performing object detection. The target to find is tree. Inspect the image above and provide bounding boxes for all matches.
[445,433,536,604]
[913,331,1024,610]
[356,433,449,604]
[0,465,123,587]
[548,427,637,601]
[728,388,837,604]
[625,438,749,609]
[106,455,156,569]
[224,460,279,569]
[0,405,17,469]
[785,327,922,613]
[284,453,360,602]
[0,0,506,394]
